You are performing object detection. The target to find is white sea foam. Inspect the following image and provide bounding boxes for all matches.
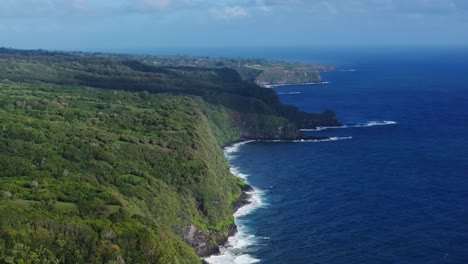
[277,92,302,95]
[207,134,353,264]
[204,253,260,264]
[319,136,353,142]
[260,136,352,143]
[300,120,397,132]
[224,141,255,158]
[292,136,352,142]
[205,142,265,264]
[229,166,250,181]
[265,81,331,88]
[204,180,265,264]
[361,120,397,126]
[204,187,265,264]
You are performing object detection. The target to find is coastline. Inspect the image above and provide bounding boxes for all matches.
[263,81,331,88]
[203,136,342,263]
[203,141,263,264]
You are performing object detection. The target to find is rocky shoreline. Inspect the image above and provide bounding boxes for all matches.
[182,139,257,261]
[200,183,254,264]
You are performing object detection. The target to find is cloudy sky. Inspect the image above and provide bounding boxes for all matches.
[1,0,467,51]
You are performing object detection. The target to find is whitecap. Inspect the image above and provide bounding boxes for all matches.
[277,92,302,95]
[300,120,397,132]
[266,81,331,88]
[204,253,260,264]
[204,186,265,264]
[260,137,352,143]
[321,136,353,142]
[359,120,397,127]
[224,141,255,159]
[234,188,267,217]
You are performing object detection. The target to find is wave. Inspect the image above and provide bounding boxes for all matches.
[322,69,357,72]
[206,144,265,264]
[262,136,352,143]
[204,185,265,264]
[357,120,397,127]
[277,92,302,95]
[204,252,260,264]
[303,136,353,142]
[265,81,331,88]
[300,121,397,132]
[224,141,255,158]
[209,135,352,264]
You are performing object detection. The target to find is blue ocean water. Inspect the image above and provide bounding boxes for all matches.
[208,48,468,264]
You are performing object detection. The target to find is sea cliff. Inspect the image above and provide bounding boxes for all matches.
[0,48,339,263]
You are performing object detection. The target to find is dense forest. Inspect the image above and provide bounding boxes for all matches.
[0,48,339,263]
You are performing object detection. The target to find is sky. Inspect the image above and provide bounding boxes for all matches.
[1,0,467,51]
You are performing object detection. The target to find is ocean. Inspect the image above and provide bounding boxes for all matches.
[204,47,468,264]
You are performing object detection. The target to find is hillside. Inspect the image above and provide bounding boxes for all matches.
[0,48,339,263]
[0,48,333,88]
[130,54,334,86]
[117,53,334,87]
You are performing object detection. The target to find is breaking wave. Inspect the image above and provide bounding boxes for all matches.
[300,121,397,132]
[262,137,353,143]
[277,92,302,95]
[205,142,266,264]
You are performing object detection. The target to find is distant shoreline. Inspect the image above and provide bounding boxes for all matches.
[263,81,331,88]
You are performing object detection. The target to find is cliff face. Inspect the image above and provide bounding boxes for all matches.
[0,49,339,263]
[256,69,323,86]
[230,112,300,140]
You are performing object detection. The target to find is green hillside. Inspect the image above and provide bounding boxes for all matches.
[0,48,339,263]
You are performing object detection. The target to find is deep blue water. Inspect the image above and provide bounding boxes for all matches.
[225,49,468,264]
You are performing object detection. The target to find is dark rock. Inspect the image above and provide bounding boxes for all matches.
[232,184,253,213]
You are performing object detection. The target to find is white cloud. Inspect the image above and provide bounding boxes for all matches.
[262,0,461,15]
[0,0,464,19]
[130,0,193,12]
[70,0,91,11]
[0,0,96,17]
[225,6,248,17]
[132,0,170,11]
[210,6,248,20]
[258,5,271,12]
[263,0,310,5]
[394,0,457,14]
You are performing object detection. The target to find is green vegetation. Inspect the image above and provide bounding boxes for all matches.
[121,53,333,86]
[0,47,333,87]
[0,48,339,263]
